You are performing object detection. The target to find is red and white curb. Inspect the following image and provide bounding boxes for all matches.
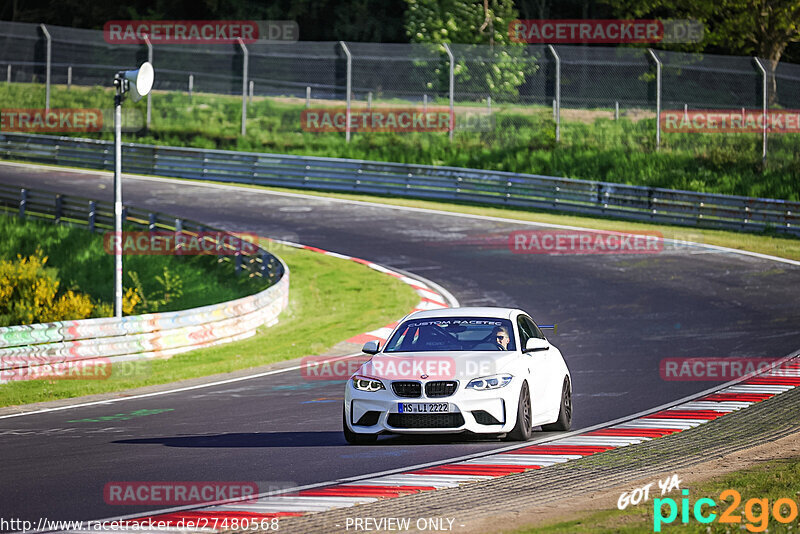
[287,242,455,346]
[93,358,800,532]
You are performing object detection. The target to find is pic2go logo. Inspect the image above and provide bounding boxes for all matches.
[654,489,800,532]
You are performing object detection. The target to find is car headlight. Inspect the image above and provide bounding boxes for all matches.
[466,374,513,390]
[352,375,385,392]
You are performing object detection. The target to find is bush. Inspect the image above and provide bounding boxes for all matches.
[0,251,94,326]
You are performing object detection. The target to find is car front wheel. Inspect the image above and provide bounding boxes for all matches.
[342,410,379,444]
[506,381,533,441]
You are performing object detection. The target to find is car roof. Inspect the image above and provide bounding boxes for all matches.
[403,307,523,321]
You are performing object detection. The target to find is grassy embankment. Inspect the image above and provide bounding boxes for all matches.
[0,215,419,406]
[2,82,797,200]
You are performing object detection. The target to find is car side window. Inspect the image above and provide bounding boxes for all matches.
[517,316,535,348]
[523,316,546,339]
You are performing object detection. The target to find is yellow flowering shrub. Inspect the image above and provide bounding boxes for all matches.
[0,251,99,326]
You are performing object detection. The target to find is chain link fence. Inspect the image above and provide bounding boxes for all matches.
[1,20,798,186]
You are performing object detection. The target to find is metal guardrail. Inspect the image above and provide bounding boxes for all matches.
[0,183,289,383]
[1,131,798,236]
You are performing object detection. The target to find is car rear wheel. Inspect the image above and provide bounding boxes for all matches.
[343,410,379,444]
[542,377,572,431]
[506,381,532,441]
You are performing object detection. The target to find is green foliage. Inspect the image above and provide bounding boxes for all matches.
[404,0,534,100]
[127,268,184,313]
[0,251,95,326]
[601,0,800,62]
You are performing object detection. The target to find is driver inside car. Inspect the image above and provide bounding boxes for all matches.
[493,326,511,350]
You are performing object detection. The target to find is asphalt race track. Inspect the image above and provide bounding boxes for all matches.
[1,162,799,525]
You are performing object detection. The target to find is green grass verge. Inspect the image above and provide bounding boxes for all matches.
[0,238,419,407]
[2,82,798,200]
[0,214,267,315]
[521,457,800,533]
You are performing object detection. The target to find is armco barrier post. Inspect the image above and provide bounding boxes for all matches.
[238,38,248,137]
[88,200,96,232]
[54,194,62,224]
[339,41,352,143]
[19,189,27,217]
[39,24,51,112]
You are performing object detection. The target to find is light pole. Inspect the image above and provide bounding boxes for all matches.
[112,62,154,317]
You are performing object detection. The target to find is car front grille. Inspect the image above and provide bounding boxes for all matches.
[392,381,421,398]
[386,413,465,429]
[424,381,458,398]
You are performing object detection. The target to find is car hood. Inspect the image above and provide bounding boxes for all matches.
[356,350,517,382]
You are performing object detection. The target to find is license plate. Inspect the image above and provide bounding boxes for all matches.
[398,402,450,414]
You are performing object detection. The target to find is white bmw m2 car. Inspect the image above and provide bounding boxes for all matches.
[343,307,571,444]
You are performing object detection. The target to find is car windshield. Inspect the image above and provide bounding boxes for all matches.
[383,317,516,352]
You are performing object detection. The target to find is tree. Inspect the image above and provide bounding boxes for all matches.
[404,0,536,101]
[602,0,800,103]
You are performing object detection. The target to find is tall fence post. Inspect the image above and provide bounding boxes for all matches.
[6,64,10,84]
[67,66,72,89]
[39,24,51,112]
[547,45,560,142]
[444,43,455,142]
[188,74,193,99]
[648,48,662,150]
[144,35,153,130]
[306,86,311,108]
[339,41,352,143]
[753,57,768,169]
[238,38,248,136]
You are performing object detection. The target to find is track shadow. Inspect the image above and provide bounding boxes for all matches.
[114,429,560,448]
[113,431,344,448]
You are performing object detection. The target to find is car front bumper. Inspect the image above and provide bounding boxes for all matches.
[344,379,521,435]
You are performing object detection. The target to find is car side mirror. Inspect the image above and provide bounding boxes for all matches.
[362,340,380,354]
[524,338,550,353]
